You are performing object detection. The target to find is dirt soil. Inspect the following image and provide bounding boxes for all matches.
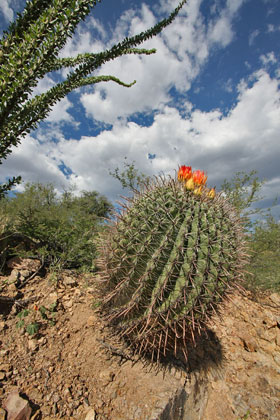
[0,257,280,420]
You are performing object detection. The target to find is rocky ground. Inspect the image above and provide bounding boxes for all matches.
[0,257,279,420]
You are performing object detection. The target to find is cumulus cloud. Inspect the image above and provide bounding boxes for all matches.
[0,0,13,22]
[77,0,246,125]
[0,136,69,192]
[260,51,277,66]
[1,0,278,217]
[3,69,279,210]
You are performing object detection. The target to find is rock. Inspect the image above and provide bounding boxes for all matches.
[19,270,31,280]
[0,321,7,331]
[242,337,258,352]
[46,292,58,306]
[7,257,41,272]
[86,316,97,327]
[64,299,73,309]
[99,369,115,384]
[0,363,11,372]
[84,408,96,420]
[0,408,7,420]
[63,277,77,287]
[3,391,32,420]
[8,269,20,283]
[27,340,38,352]
[0,371,6,380]
[269,293,280,306]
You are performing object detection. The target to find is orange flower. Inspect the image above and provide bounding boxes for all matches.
[192,170,207,186]
[208,188,216,199]
[178,165,192,181]
[34,304,39,311]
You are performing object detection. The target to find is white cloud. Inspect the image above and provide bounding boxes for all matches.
[2,0,278,216]
[260,51,277,66]
[77,0,245,125]
[0,0,13,22]
[208,16,234,47]
[267,23,280,33]
[4,69,278,211]
[248,29,260,46]
[0,136,69,192]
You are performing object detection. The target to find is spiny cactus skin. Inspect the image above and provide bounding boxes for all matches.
[98,175,247,361]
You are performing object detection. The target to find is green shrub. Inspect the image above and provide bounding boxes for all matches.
[245,215,280,292]
[0,183,112,272]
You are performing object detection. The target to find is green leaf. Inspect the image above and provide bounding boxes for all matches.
[26,322,39,335]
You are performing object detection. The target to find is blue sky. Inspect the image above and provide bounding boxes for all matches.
[0,0,279,217]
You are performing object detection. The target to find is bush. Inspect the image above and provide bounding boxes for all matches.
[245,215,280,292]
[0,183,112,272]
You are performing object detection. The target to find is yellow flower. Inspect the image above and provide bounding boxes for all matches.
[194,186,203,196]
[208,188,216,199]
[186,177,195,190]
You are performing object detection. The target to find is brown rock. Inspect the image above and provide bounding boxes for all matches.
[27,340,38,352]
[8,269,19,283]
[86,316,97,327]
[243,337,258,352]
[63,276,77,287]
[19,270,31,280]
[269,293,280,306]
[84,408,96,420]
[0,321,7,331]
[275,328,280,347]
[7,257,41,272]
[3,391,32,420]
[0,408,7,420]
[99,369,115,384]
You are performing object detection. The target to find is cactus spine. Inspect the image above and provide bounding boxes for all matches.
[98,167,247,361]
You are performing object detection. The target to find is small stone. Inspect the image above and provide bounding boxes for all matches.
[84,408,96,420]
[0,321,7,331]
[275,328,280,347]
[28,340,38,352]
[87,316,96,327]
[8,269,20,283]
[242,337,258,352]
[63,276,77,287]
[269,293,280,306]
[64,300,73,309]
[0,363,11,372]
[52,393,61,403]
[38,337,47,345]
[19,270,31,280]
[99,369,115,384]
[0,371,6,380]
[0,408,7,420]
[3,391,32,420]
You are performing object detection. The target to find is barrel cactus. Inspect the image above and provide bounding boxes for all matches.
[98,166,247,361]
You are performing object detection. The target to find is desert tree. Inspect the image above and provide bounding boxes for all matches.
[0,0,187,196]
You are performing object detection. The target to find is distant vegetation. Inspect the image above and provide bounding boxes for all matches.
[0,183,112,273]
[0,168,279,294]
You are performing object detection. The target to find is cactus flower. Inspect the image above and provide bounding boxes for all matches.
[186,177,195,190]
[194,186,203,196]
[178,165,192,181]
[192,170,207,186]
[208,188,216,199]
